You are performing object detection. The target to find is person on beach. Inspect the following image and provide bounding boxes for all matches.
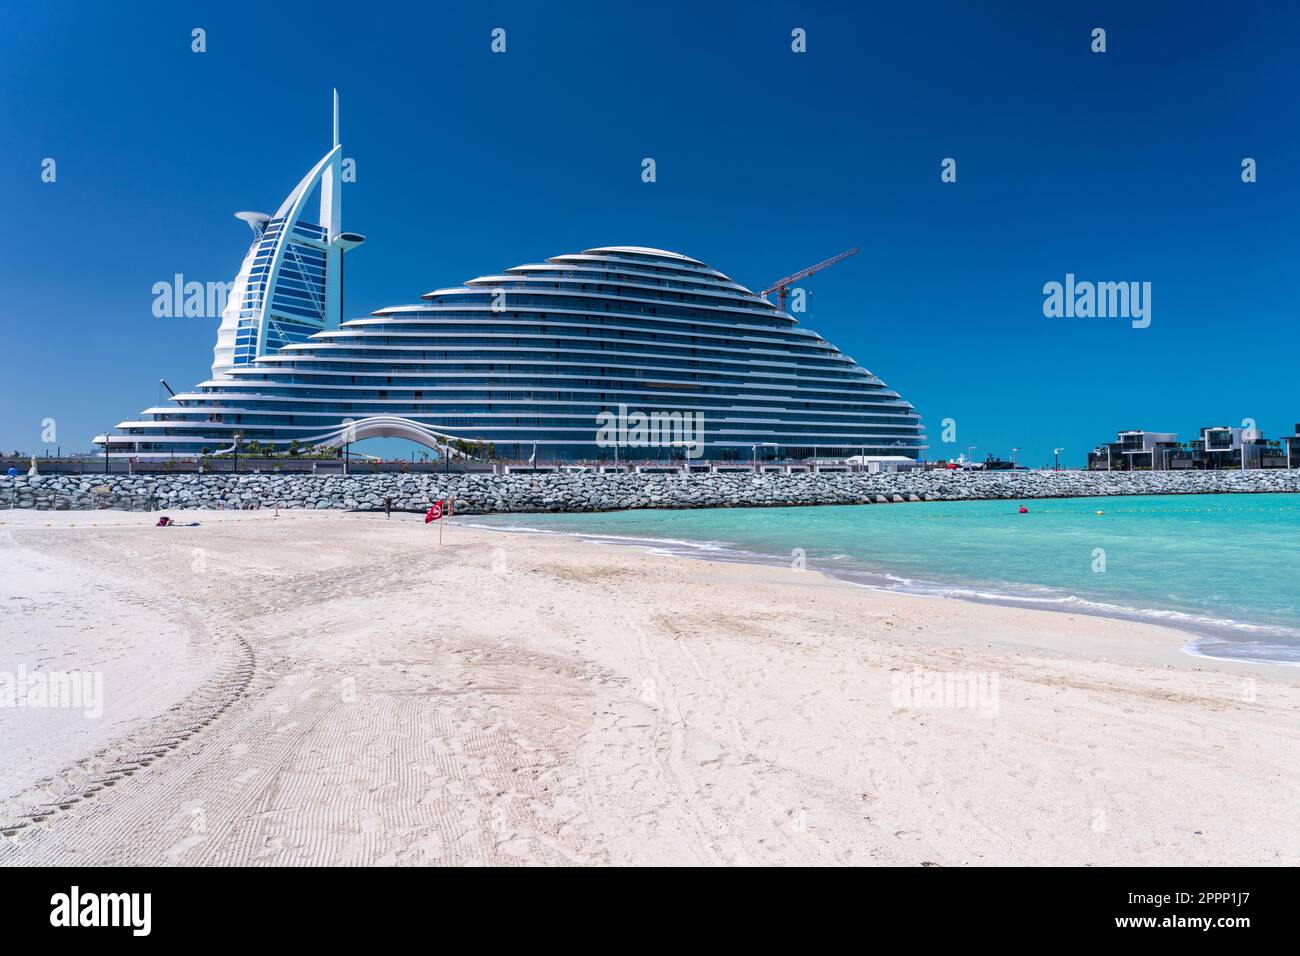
[384,496,392,519]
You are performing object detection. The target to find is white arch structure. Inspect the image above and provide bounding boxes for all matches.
[305,415,472,458]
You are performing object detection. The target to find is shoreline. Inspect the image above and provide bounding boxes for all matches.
[465,514,1300,670]
[9,492,1297,667]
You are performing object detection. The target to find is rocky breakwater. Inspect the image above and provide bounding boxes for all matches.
[2,468,1298,515]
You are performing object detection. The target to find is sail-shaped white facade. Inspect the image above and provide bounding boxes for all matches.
[208,92,359,381]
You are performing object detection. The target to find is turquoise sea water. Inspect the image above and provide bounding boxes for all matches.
[473,493,1300,664]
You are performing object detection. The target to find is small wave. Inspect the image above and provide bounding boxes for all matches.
[826,572,1300,665]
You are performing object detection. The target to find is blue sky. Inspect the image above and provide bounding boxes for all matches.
[1,1,1296,466]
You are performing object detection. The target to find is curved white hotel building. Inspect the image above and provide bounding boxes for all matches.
[101,99,926,463]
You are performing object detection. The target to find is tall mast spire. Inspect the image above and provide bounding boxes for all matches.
[320,89,342,240]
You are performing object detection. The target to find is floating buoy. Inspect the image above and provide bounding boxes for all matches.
[1095,510,1104,515]
[1018,506,1028,514]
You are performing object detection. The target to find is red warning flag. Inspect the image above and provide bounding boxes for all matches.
[424,500,444,524]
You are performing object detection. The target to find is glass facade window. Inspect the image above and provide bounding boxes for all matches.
[116,244,927,459]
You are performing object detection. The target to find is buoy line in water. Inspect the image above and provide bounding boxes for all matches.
[916,503,1300,519]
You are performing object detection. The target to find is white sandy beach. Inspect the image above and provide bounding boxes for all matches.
[1,508,1298,866]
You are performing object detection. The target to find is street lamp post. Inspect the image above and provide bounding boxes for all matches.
[1054,447,1064,471]
[1011,447,1019,469]
[104,433,110,474]
[232,431,243,473]
[967,446,976,470]
[751,442,776,470]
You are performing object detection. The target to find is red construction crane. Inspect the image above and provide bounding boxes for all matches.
[760,247,859,313]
